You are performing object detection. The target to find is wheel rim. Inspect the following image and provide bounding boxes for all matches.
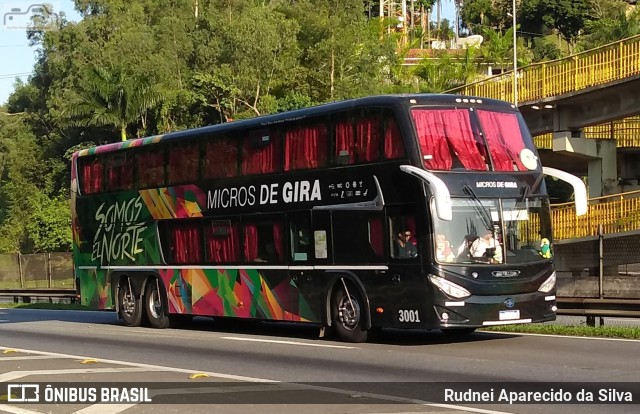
[121,283,136,317]
[337,294,361,330]
[148,286,163,319]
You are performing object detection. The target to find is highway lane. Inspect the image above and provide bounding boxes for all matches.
[0,308,639,414]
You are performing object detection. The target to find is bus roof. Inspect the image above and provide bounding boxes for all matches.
[73,93,515,158]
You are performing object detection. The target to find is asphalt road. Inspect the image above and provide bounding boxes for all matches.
[0,308,638,414]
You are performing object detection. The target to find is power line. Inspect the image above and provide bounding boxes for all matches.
[0,72,31,79]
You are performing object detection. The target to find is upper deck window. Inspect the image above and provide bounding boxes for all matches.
[204,137,238,179]
[137,148,165,188]
[242,129,281,175]
[476,110,528,172]
[106,153,133,191]
[384,114,405,159]
[284,123,328,171]
[168,142,200,185]
[80,157,104,195]
[411,108,487,171]
[334,111,382,165]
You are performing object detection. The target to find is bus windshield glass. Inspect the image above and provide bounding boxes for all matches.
[411,108,538,172]
[433,197,552,265]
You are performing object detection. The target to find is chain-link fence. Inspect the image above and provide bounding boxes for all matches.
[0,253,74,289]
[555,230,640,299]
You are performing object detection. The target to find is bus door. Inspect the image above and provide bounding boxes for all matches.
[385,207,427,328]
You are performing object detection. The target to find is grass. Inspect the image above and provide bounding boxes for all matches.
[482,324,640,339]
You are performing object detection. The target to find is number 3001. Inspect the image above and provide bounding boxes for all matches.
[398,309,421,323]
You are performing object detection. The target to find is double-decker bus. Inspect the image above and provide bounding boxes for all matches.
[71,94,587,342]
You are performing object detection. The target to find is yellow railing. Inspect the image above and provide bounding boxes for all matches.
[449,34,640,103]
[533,116,640,149]
[550,190,640,240]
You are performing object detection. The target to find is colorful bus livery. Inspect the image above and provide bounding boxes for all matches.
[71,94,587,342]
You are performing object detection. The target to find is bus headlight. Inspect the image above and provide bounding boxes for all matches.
[538,271,556,293]
[428,275,471,299]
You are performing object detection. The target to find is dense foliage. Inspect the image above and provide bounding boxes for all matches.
[1,0,638,252]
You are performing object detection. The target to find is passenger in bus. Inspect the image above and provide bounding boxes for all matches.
[456,234,479,261]
[394,230,418,259]
[435,234,455,262]
[470,230,503,263]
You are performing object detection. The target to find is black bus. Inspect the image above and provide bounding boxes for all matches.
[71,94,587,342]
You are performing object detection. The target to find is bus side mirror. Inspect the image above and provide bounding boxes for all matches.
[400,165,452,221]
[542,167,588,216]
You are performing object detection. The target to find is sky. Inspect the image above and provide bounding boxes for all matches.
[0,0,456,106]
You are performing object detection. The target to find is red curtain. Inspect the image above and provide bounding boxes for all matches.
[384,116,405,159]
[272,222,283,261]
[411,110,453,170]
[334,121,354,164]
[412,109,486,170]
[171,222,202,264]
[206,222,240,263]
[168,144,199,185]
[107,154,133,191]
[243,223,258,262]
[138,150,165,188]
[204,139,238,179]
[82,159,103,194]
[369,216,384,258]
[443,110,487,170]
[355,117,381,162]
[477,110,527,171]
[242,134,281,175]
[284,124,328,171]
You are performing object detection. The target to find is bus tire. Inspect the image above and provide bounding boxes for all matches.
[331,284,368,343]
[144,278,171,329]
[118,278,143,327]
[440,327,477,336]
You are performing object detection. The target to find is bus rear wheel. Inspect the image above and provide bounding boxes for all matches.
[331,284,368,343]
[118,278,143,327]
[144,278,171,329]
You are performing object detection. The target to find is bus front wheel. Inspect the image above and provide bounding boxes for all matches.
[118,278,143,327]
[144,278,171,329]
[331,284,368,343]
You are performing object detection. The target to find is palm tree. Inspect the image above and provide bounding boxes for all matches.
[62,65,162,141]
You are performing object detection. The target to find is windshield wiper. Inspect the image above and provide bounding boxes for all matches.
[463,185,494,231]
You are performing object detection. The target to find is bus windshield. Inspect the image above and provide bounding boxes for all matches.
[433,197,552,265]
[411,108,539,172]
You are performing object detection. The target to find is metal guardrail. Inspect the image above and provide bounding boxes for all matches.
[557,297,640,318]
[0,288,78,301]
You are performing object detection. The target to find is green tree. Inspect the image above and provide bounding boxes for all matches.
[579,7,640,50]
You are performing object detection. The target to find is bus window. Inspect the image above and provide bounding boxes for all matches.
[475,110,529,172]
[80,157,104,194]
[106,152,133,192]
[203,137,238,179]
[243,218,284,263]
[334,110,382,165]
[205,220,240,263]
[168,142,200,185]
[332,211,385,263]
[242,129,281,175]
[284,123,328,171]
[383,112,405,159]
[389,215,418,260]
[137,148,165,189]
[411,108,487,171]
[289,214,311,262]
[169,221,202,264]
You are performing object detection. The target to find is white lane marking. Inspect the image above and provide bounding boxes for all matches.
[0,367,156,382]
[487,330,640,342]
[0,406,43,414]
[0,346,513,414]
[0,356,63,361]
[221,336,358,349]
[75,404,137,414]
